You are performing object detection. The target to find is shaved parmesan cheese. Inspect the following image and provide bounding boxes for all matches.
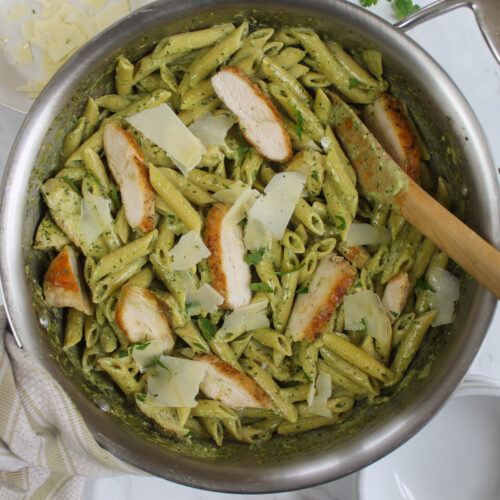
[187,284,224,315]
[132,340,165,372]
[6,3,31,22]
[213,181,248,204]
[427,267,460,326]
[80,191,113,247]
[344,290,391,345]
[95,0,130,31]
[223,187,260,225]
[346,223,391,247]
[80,0,107,9]
[126,103,205,177]
[169,230,210,270]
[147,355,208,407]
[217,300,270,338]
[189,112,235,147]
[309,371,332,418]
[320,136,332,152]
[15,41,32,64]
[247,171,306,240]
[244,218,272,251]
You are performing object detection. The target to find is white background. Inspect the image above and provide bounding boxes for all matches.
[0,0,499,498]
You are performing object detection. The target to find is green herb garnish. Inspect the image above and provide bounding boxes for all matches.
[295,108,304,139]
[349,78,361,89]
[136,393,147,402]
[193,342,208,352]
[360,0,378,6]
[61,269,69,274]
[335,215,346,230]
[62,176,80,195]
[86,169,103,188]
[118,350,129,358]
[296,287,309,294]
[245,248,265,265]
[238,220,247,226]
[151,356,169,371]
[416,280,436,293]
[359,318,368,334]
[394,0,420,19]
[275,263,305,276]
[198,317,215,340]
[304,373,313,383]
[110,186,121,209]
[311,169,319,181]
[390,310,399,318]
[185,431,193,438]
[238,146,250,156]
[250,282,274,293]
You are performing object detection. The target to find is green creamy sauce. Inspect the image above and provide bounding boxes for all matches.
[23,16,470,463]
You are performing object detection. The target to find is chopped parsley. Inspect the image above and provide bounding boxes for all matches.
[62,176,80,195]
[245,248,265,265]
[416,279,436,293]
[118,350,129,358]
[198,317,215,340]
[238,220,247,226]
[275,263,305,276]
[303,372,313,383]
[250,282,274,293]
[311,169,319,181]
[86,169,103,187]
[61,269,69,274]
[360,0,378,6]
[110,186,121,209]
[296,287,309,294]
[136,393,147,402]
[185,431,193,438]
[150,356,169,371]
[192,342,207,352]
[349,78,361,89]
[335,215,346,230]
[390,310,399,318]
[359,318,368,334]
[295,108,304,139]
[238,146,251,156]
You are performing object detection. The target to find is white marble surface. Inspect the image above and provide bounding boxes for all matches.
[0,0,499,498]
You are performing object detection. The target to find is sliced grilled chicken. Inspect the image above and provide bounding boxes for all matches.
[116,285,174,353]
[337,242,370,269]
[43,245,92,315]
[195,353,273,409]
[204,203,251,310]
[287,255,356,342]
[103,123,155,233]
[211,66,292,162]
[382,272,411,323]
[362,93,421,181]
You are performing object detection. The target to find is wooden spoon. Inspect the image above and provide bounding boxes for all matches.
[328,92,500,300]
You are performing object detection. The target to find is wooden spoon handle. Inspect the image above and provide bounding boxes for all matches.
[397,178,500,299]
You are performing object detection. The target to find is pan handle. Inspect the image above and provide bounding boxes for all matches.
[395,0,500,65]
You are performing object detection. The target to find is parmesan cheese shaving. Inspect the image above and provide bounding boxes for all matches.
[14,41,32,64]
[168,230,210,270]
[147,355,208,408]
[5,3,31,22]
[131,340,165,372]
[126,103,205,177]
[247,171,306,240]
[95,0,130,31]
[187,284,224,315]
[80,191,113,247]
[427,267,460,326]
[346,223,391,247]
[308,371,332,418]
[189,112,236,147]
[244,218,272,251]
[217,300,270,338]
[344,290,391,345]
[223,187,260,226]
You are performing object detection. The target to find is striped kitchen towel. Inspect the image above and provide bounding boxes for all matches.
[0,307,143,499]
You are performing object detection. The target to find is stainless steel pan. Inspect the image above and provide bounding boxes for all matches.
[1,0,499,493]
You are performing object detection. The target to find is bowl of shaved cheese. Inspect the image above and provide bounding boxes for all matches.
[1,0,498,493]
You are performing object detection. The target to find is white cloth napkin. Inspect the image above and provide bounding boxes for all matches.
[0,307,142,499]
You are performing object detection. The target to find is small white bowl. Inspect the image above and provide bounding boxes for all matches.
[357,375,500,500]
